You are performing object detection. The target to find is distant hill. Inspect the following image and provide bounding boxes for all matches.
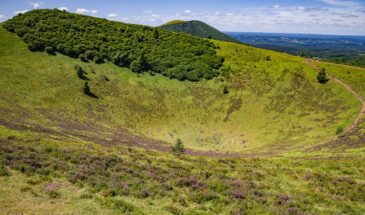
[161,20,240,44]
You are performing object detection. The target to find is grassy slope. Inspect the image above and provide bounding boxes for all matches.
[0,26,361,154]
[1,126,365,214]
[1,25,365,214]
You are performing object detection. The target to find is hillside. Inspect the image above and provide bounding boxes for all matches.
[161,20,240,44]
[1,9,365,214]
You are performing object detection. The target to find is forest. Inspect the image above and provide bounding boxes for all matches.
[3,9,224,81]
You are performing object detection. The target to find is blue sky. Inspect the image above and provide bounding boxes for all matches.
[0,0,365,35]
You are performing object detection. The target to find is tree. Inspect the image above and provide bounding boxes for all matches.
[171,139,185,156]
[130,53,148,73]
[83,81,91,95]
[317,68,329,84]
[336,126,344,135]
[75,65,88,80]
[79,54,88,62]
[223,86,229,94]
[45,46,55,55]
[153,28,159,40]
[93,54,104,64]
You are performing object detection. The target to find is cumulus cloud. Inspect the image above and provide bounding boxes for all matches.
[322,0,362,8]
[30,2,43,9]
[184,9,192,14]
[75,8,98,14]
[164,4,365,35]
[0,14,5,19]
[58,7,68,11]
[273,4,280,8]
[107,13,118,18]
[76,8,89,14]
[13,10,28,15]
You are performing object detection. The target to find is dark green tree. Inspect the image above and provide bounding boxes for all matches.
[153,28,159,40]
[45,46,55,55]
[223,86,229,94]
[75,65,88,80]
[336,126,344,135]
[317,68,329,84]
[130,53,148,73]
[171,139,185,156]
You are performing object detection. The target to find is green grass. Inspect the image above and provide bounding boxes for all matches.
[1,24,365,214]
[0,26,361,154]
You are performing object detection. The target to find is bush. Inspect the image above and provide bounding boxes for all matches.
[75,65,88,80]
[171,139,185,156]
[317,68,329,84]
[336,126,344,135]
[27,40,44,52]
[0,165,10,177]
[79,54,88,62]
[223,86,229,94]
[45,46,55,55]
[83,81,97,98]
[93,54,104,64]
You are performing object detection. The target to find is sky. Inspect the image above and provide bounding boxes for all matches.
[0,0,365,35]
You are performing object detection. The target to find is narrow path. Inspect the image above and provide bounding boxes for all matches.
[329,76,365,133]
[305,58,365,133]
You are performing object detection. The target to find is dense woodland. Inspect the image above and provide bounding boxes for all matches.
[3,9,224,81]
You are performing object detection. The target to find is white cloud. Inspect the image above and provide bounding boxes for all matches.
[162,4,365,35]
[13,10,28,15]
[30,2,43,9]
[90,10,98,14]
[322,0,362,8]
[0,14,5,19]
[273,4,280,8]
[107,13,118,18]
[58,7,68,11]
[144,10,153,14]
[152,14,160,18]
[76,8,89,14]
[184,9,192,14]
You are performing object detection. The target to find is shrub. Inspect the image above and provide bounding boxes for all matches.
[223,86,229,94]
[45,46,55,55]
[75,65,88,80]
[93,54,104,64]
[83,81,98,98]
[79,54,88,62]
[27,40,44,52]
[266,56,271,61]
[0,165,10,177]
[336,126,344,135]
[171,139,185,156]
[317,68,329,84]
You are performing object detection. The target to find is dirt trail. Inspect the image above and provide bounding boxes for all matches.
[304,58,365,133]
[330,77,365,133]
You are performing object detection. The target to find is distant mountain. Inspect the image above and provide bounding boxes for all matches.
[161,20,240,44]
